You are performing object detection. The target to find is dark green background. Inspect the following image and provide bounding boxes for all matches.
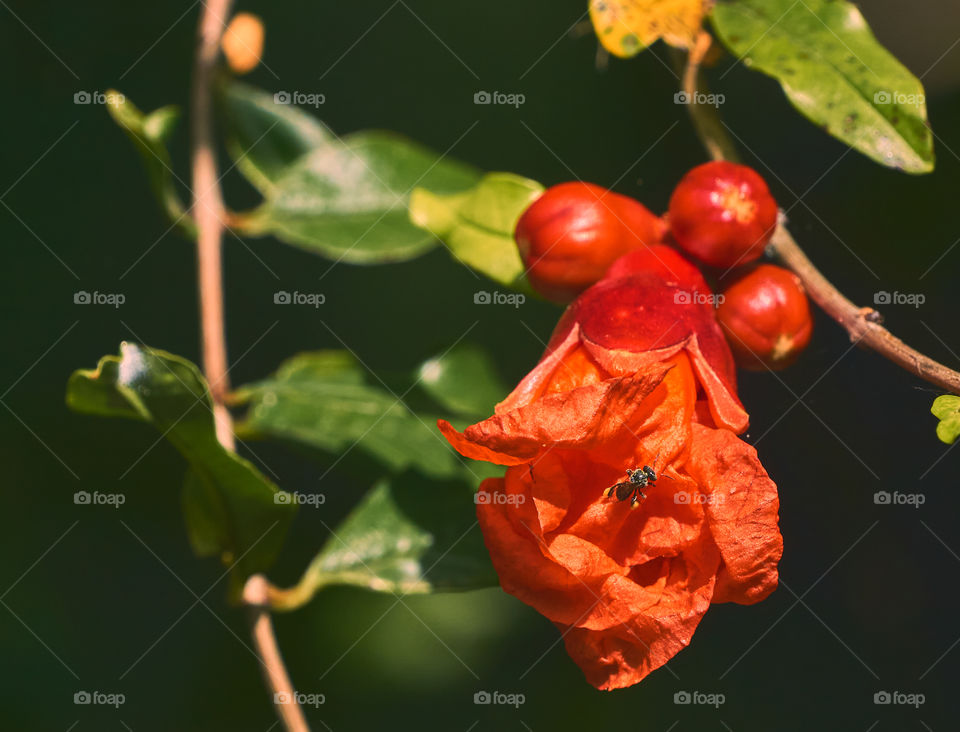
[3,0,960,729]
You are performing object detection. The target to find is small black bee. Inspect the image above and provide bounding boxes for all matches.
[604,465,659,508]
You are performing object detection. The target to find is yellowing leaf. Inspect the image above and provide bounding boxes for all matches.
[589,0,711,57]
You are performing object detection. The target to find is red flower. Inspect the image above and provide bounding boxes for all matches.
[440,266,782,690]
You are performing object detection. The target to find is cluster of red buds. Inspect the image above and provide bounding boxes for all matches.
[514,161,813,371]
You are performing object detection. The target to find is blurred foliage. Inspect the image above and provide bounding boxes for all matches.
[235,349,466,479]
[271,472,498,608]
[219,80,481,263]
[66,343,296,597]
[410,171,543,289]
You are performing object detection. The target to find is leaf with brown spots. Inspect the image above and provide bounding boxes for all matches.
[589,0,713,57]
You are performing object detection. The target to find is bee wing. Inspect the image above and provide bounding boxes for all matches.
[604,482,629,499]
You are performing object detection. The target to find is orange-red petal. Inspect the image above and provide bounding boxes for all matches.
[686,423,783,604]
[559,543,720,690]
[438,365,671,466]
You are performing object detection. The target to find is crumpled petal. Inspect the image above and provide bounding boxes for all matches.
[686,423,783,604]
[478,469,721,644]
[559,541,720,690]
[546,357,703,566]
[581,333,747,432]
[438,365,670,465]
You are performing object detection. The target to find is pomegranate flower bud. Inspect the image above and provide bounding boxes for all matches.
[515,182,668,303]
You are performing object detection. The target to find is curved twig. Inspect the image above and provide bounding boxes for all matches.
[679,38,960,395]
[244,575,311,732]
[191,4,310,730]
[191,0,236,448]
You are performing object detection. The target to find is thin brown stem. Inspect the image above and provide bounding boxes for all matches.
[191,0,235,449]
[244,575,312,732]
[679,42,960,395]
[262,573,326,613]
[771,228,960,392]
[192,10,310,730]
[680,31,736,163]
[191,6,310,730]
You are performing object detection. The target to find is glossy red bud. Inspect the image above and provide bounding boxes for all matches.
[515,182,667,302]
[668,161,778,269]
[716,264,813,371]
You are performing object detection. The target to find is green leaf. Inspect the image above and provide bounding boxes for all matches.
[710,0,934,173]
[932,395,960,445]
[218,79,334,193]
[66,343,296,597]
[417,343,508,418]
[106,92,195,234]
[410,171,543,288]
[182,467,233,557]
[271,473,496,607]
[235,351,463,478]
[219,81,481,263]
[248,130,481,263]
